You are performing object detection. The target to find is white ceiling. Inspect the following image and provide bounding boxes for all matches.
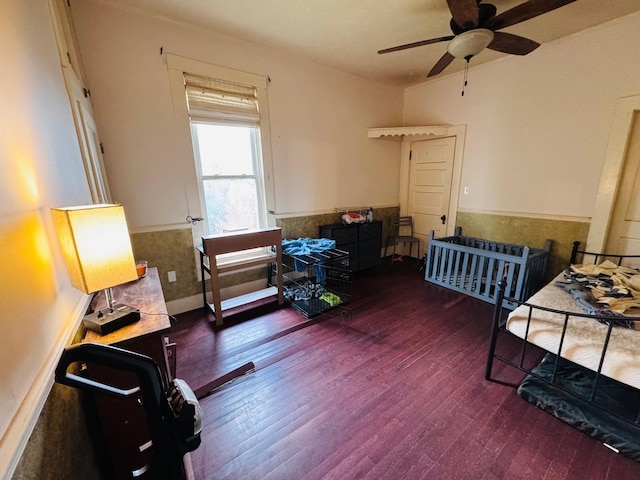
[102,0,640,87]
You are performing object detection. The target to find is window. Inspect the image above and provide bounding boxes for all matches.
[185,73,268,236]
[191,123,266,234]
[166,55,275,268]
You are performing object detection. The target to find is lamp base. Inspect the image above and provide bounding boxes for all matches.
[83,304,141,335]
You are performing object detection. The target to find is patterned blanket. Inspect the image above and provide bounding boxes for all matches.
[556,261,640,327]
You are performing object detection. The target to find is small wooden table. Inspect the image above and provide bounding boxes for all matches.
[199,227,284,326]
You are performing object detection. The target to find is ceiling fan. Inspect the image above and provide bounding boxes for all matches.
[378,0,577,78]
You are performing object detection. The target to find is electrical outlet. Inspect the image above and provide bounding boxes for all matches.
[168,271,177,282]
[463,186,470,195]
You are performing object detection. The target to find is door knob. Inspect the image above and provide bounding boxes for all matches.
[440,215,446,225]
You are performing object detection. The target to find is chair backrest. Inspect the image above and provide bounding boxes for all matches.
[393,216,414,236]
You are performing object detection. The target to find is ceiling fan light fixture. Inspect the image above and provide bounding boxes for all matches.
[447,29,494,59]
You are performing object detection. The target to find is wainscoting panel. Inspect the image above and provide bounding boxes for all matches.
[455,211,590,279]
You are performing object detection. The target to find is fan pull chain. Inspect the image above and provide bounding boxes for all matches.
[461,56,471,96]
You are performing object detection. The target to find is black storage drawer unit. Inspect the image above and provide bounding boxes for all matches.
[319,223,358,270]
[319,221,382,272]
[325,225,357,244]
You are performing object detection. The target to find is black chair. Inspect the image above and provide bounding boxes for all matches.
[387,216,420,265]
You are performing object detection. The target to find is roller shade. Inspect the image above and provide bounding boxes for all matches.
[184,73,260,126]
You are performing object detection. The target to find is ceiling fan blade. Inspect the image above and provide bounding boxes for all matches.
[487,32,540,55]
[483,0,576,31]
[446,0,480,30]
[427,52,455,77]
[378,35,454,54]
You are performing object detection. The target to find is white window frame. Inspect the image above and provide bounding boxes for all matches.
[190,122,268,236]
[166,55,276,269]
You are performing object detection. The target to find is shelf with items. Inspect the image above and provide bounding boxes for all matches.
[273,248,352,318]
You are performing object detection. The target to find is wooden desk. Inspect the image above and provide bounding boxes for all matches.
[82,267,179,479]
[85,267,169,339]
[200,227,284,326]
[85,267,172,380]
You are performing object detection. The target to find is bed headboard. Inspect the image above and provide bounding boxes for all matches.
[570,241,640,266]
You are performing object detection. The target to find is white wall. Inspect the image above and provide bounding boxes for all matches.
[71,1,404,230]
[2,3,634,477]
[403,12,640,220]
[0,0,93,477]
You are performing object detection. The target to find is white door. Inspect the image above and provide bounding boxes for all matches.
[51,0,111,203]
[50,0,86,85]
[605,111,640,266]
[64,66,112,203]
[408,136,456,251]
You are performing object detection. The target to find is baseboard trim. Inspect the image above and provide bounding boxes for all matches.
[165,279,269,315]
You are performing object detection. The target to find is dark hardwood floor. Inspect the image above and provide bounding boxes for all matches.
[171,260,640,479]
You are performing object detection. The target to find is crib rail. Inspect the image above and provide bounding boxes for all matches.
[425,227,551,309]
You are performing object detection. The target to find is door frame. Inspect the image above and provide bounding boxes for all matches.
[368,124,466,237]
[588,95,640,252]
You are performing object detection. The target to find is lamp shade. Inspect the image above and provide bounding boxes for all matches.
[52,204,138,294]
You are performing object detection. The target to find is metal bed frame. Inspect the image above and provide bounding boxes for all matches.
[485,242,640,459]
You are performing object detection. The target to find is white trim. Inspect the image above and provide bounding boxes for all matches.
[367,125,452,139]
[166,64,205,250]
[166,54,267,89]
[1,289,90,480]
[165,293,202,315]
[457,207,590,224]
[129,223,192,234]
[165,278,268,315]
[398,140,412,215]
[587,95,640,252]
[448,125,466,235]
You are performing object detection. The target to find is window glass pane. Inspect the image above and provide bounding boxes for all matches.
[203,178,259,234]
[194,123,255,176]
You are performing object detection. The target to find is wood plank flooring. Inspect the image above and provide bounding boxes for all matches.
[170,260,640,479]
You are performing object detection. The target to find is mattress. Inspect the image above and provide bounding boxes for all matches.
[518,353,640,460]
[506,273,640,389]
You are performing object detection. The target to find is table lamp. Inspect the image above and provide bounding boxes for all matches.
[52,204,141,335]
